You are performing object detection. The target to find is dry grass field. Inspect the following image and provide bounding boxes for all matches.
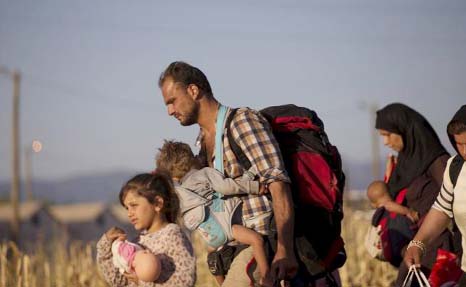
[0,203,398,287]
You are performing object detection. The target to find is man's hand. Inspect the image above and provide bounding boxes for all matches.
[270,248,298,284]
[268,181,297,283]
[105,227,126,243]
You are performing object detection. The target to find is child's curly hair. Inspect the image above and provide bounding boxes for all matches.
[155,140,199,179]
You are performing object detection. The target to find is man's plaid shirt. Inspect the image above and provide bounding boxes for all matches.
[201,106,291,235]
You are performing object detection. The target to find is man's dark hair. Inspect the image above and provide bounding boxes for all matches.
[158,61,213,97]
[447,120,466,135]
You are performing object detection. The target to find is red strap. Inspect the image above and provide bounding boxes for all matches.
[395,188,407,204]
[245,257,256,286]
[323,236,344,269]
[388,188,408,219]
[271,116,320,132]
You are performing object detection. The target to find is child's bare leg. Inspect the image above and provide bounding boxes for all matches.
[231,224,271,286]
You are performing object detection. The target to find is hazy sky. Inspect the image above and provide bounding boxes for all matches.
[0,0,465,181]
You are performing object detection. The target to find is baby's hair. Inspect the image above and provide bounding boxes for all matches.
[367,180,390,203]
[119,171,180,223]
[155,140,199,179]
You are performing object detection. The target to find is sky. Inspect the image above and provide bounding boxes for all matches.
[0,0,465,182]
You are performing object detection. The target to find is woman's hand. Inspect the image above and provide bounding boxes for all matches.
[404,244,422,268]
[105,227,126,243]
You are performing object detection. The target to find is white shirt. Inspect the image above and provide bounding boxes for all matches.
[432,156,466,271]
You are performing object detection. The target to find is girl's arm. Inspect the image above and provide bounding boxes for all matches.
[96,232,133,287]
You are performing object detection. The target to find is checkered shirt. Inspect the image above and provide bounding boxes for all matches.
[204,106,291,234]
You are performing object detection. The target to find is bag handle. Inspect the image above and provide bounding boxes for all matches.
[401,265,431,287]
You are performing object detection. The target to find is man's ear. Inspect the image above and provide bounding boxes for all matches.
[153,195,165,212]
[187,84,200,100]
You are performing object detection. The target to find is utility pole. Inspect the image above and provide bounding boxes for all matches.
[359,101,381,180]
[0,67,21,244]
[25,140,42,201]
[11,71,21,244]
[25,147,32,201]
[369,103,381,180]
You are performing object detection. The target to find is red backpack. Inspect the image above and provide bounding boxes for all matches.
[226,104,346,282]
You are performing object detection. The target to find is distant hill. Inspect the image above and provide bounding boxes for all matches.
[0,160,381,204]
[0,170,136,204]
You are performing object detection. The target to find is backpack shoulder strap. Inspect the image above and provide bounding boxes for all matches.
[225,108,252,170]
[449,154,463,188]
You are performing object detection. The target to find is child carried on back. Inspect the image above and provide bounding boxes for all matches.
[156,140,273,287]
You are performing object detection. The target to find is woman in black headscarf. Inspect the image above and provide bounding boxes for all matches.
[374,103,453,285]
[404,105,466,286]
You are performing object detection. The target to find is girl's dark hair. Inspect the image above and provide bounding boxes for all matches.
[119,172,180,223]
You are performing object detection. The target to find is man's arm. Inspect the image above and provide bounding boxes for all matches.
[229,108,297,280]
[268,181,297,279]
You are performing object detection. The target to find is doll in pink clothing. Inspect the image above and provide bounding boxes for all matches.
[111,239,161,283]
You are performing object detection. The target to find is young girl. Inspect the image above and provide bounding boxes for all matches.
[96,172,196,287]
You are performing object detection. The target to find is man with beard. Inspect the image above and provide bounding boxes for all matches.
[158,61,297,286]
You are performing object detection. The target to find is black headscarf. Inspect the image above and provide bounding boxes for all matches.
[448,105,466,156]
[375,103,448,198]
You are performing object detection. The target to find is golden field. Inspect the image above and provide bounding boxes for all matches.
[0,203,398,287]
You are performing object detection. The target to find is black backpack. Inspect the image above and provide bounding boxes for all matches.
[225,105,346,282]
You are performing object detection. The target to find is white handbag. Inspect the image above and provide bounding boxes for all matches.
[401,265,431,287]
[364,224,384,260]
